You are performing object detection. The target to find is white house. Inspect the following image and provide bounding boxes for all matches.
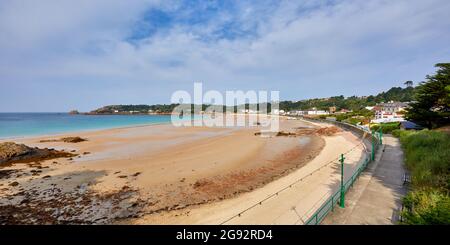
[307,110,329,115]
[286,110,304,116]
[371,101,408,123]
[271,109,285,115]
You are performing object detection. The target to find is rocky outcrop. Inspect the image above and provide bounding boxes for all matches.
[0,142,75,166]
[39,136,87,143]
[61,137,86,143]
[271,126,342,137]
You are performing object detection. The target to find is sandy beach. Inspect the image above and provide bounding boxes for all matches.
[0,116,365,224]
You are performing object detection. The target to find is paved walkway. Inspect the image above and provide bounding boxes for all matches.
[322,135,407,224]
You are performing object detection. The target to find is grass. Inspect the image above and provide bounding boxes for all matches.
[370,122,400,134]
[393,129,450,224]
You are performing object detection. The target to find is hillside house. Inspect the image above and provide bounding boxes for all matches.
[372,101,408,123]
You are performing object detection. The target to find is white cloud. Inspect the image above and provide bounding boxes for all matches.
[0,0,449,111]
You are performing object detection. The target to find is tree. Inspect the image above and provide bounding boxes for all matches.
[405,63,450,128]
[404,80,413,88]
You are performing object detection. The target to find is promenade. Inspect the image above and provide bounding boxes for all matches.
[323,135,407,224]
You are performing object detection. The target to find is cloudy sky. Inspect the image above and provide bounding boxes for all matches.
[1,0,449,112]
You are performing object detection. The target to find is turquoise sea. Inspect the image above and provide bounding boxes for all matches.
[0,113,181,139]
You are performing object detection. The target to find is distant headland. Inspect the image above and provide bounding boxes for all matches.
[82,86,414,116]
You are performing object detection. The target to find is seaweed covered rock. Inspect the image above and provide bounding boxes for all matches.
[0,142,75,166]
[61,137,87,143]
[40,136,87,143]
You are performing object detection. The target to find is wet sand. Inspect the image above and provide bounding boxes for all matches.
[125,120,367,225]
[0,117,356,224]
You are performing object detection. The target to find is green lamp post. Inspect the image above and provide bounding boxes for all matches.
[340,153,345,208]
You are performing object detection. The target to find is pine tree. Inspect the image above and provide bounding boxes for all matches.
[406,63,450,128]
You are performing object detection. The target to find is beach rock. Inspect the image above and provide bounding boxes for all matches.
[62,137,86,143]
[0,142,33,163]
[276,131,297,137]
[131,172,141,177]
[0,169,17,179]
[9,181,19,187]
[192,180,210,189]
[39,136,87,143]
[0,142,75,166]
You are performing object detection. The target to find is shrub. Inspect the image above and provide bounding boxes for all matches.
[402,189,450,225]
[370,122,400,134]
[345,117,362,125]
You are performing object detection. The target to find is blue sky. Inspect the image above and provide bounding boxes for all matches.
[0,0,449,112]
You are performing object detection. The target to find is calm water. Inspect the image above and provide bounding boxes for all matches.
[0,113,181,139]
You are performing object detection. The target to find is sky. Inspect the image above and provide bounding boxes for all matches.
[0,0,449,112]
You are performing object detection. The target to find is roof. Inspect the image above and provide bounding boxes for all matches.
[378,102,409,108]
[401,121,424,130]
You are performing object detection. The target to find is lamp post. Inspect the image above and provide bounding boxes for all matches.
[340,153,345,208]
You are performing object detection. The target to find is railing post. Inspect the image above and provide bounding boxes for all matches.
[351,175,354,188]
[331,196,334,212]
[339,153,345,208]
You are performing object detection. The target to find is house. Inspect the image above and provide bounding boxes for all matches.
[307,110,328,115]
[271,109,285,115]
[329,106,337,114]
[338,109,351,113]
[372,101,408,123]
[286,111,302,116]
[378,101,408,113]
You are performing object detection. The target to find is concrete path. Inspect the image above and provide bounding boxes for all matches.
[322,135,407,224]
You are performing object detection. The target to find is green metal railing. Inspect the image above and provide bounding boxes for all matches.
[303,118,382,225]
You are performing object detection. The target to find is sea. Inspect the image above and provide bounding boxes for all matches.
[0,113,183,139]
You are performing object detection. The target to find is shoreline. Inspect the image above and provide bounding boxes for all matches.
[0,113,284,141]
[0,113,176,140]
[0,120,173,141]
